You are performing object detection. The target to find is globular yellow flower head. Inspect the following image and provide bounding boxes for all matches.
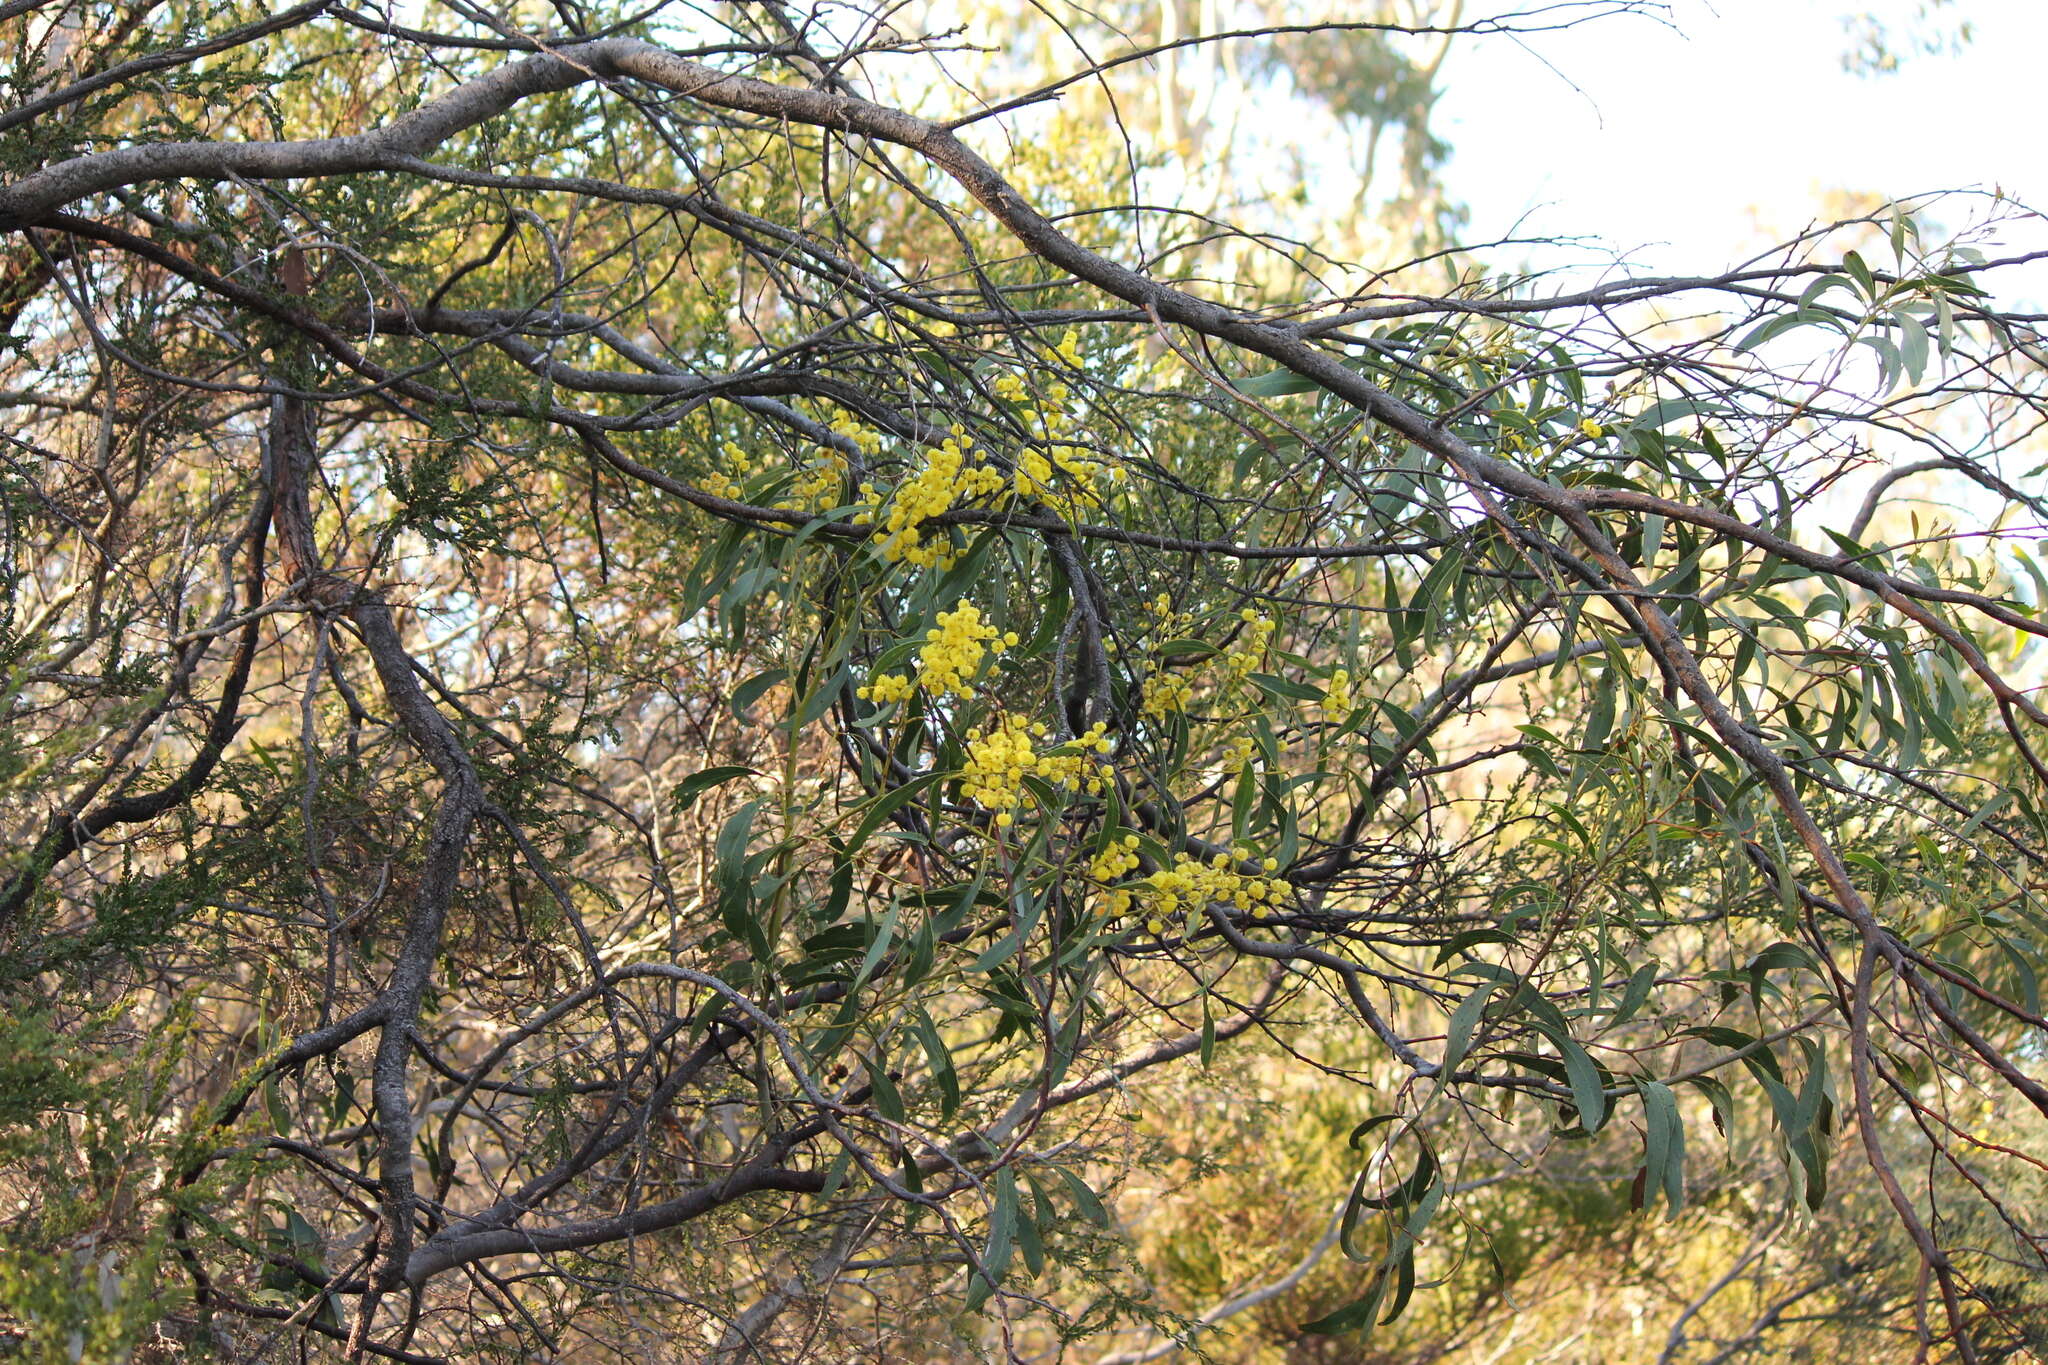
[869,427,1004,568]
[789,448,848,511]
[1141,670,1193,718]
[1322,667,1353,714]
[1088,833,1143,915]
[829,409,883,457]
[960,716,1113,820]
[700,439,757,501]
[915,598,1012,698]
[855,671,916,706]
[990,347,1122,509]
[1081,827,1288,932]
[1223,607,1277,682]
[1135,850,1287,923]
[857,598,1021,706]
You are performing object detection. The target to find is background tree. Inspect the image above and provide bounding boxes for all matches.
[0,2,2044,1362]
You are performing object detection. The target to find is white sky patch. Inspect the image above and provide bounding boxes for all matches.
[1437,0,2048,305]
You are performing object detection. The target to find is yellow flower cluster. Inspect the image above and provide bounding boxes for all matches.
[917,599,1016,698]
[857,599,1020,706]
[1087,834,1143,916]
[829,409,883,457]
[1132,603,1285,722]
[1140,670,1193,719]
[1323,667,1353,713]
[1013,443,1114,503]
[992,331,1123,507]
[698,438,844,511]
[700,439,756,500]
[855,426,1004,568]
[960,716,1114,826]
[1135,850,1287,936]
[785,450,846,511]
[856,671,916,706]
[1219,732,1255,775]
[1145,592,1196,634]
[1224,608,1277,680]
[1040,721,1114,787]
[961,716,1040,814]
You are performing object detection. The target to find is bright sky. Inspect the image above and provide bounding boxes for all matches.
[1435,0,2048,303]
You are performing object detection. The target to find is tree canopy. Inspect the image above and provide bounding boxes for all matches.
[1,2,2046,1361]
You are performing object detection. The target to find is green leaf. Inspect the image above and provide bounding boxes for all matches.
[1580,676,1617,752]
[1236,369,1321,397]
[1958,789,2012,837]
[969,895,1041,974]
[1052,1166,1110,1228]
[729,668,787,722]
[329,1068,355,1126]
[281,1208,323,1266]
[263,1078,292,1137]
[909,1007,961,1122]
[262,1205,325,1296]
[1433,927,1518,965]
[841,771,948,861]
[1379,1245,1417,1325]
[865,1055,904,1123]
[1745,941,1816,1007]
[1248,671,1324,703]
[1301,1272,1391,1334]
[965,1169,1020,1311]
[1897,311,1930,383]
[1798,272,1857,309]
[1683,1026,1785,1084]
[819,1147,854,1201]
[1611,963,1658,1025]
[851,898,901,992]
[1528,1020,1607,1134]
[1789,1128,1830,1210]
[1350,1123,1437,1212]
[786,665,851,733]
[1843,249,1876,299]
[1636,1079,1686,1219]
[1632,398,1714,431]
[1686,1073,1738,1142]
[671,765,758,813]
[714,801,760,886]
[1016,1200,1046,1279]
[1736,308,1845,352]
[1434,979,1497,1084]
